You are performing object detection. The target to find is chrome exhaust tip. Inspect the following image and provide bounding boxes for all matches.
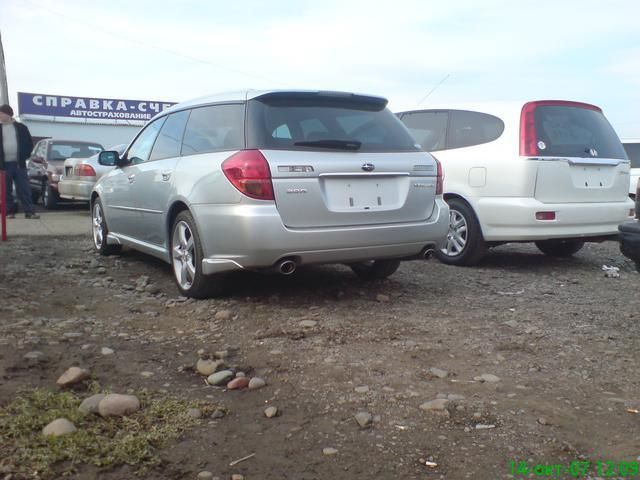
[422,248,435,260]
[278,259,297,275]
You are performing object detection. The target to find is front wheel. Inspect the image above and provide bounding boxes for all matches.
[535,240,584,257]
[350,259,401,281]
[92,198,121,256]
[435,198,487,266]
[171,211,224,298]
[43,181,58,209]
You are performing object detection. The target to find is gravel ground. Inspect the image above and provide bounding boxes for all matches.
[1,236,639,479]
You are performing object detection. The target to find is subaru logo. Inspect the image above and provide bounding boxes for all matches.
[589,148,598,157]
[361,163,375,172]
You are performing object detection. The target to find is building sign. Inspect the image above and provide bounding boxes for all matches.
[18,92,176,121]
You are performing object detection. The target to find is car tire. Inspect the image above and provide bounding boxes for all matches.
[435,198,487,266]
[350,259,401,281]
[43,181,58,209]
[171,211,224,299]
[92,198,121,256]
[535,240,584,257]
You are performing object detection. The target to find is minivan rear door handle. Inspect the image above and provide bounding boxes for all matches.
[161,170,172,181]
[128,174,136,183]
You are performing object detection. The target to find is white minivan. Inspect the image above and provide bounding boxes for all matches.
[398,100,635,265]
[622,140,640,199]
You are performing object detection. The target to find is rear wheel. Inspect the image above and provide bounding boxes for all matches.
[435,198,487,266]
[43,181,58,209]
[350,259,401,281]
[92,198,121,256]
[535,239,584,257]
[171,211,224,298]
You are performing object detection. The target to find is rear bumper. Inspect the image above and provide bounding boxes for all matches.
[194,198,450,274]
[58,179,94,201]
[474,197,635,241]
[619,220,640,263]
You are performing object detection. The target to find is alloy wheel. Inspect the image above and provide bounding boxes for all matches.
[441,209,468,257]
[92,202,104,249]
[172,220,196,290]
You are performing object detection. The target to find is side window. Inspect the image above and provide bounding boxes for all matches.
[181,103,245,155]
[126,117,166,164]
[400,111,448,151]
[32,141,45,158]
[149,110,190,161]
[272,124,292,139]
[447,110,504,149]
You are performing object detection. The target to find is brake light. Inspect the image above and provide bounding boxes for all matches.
[222,150,274,200]
[75,164,96,176]
[434,157,443,195]
[520,100,602,157]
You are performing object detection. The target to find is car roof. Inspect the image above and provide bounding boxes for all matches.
[159,89,388,118]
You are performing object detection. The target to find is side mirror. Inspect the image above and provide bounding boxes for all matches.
[99,151,122,167]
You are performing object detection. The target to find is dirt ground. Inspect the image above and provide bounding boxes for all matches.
[1,235,639,479]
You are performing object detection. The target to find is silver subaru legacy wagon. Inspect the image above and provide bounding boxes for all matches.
[91,90,449,298]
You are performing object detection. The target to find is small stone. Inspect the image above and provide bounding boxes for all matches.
[207,370,234,386]
[264,406,278,418]
[79,394,106,414]
[248,377,266,390]
[428,367,449,379]
[354,385,369,394]
[140,371,154,378]
[98,394,141,417]
[197,472,213,480]
[96,267,107,274]
[214,310,232,321]
[187,408,203,419]
[63,332,83,338]
[235,371,246,378]
[197,348,207,359]
[23,351,45,361]
[231,475,244,480]
[474,373,501,383]
[42,418,76,437]
[145,284,160,294]
[475,424,496,430]
[538,417,549,425]
[354,411,373,428]
[214,350,229,359]
[227,377,250,390]
[56,366,90,387]
[211,409,226,419]
[197,359,222,376]
[419,398,449,416]
[299,319,317,328]
[376,294,390,303]
[101,347,114,355]
[323,447,338,456]
[447,394,466,401]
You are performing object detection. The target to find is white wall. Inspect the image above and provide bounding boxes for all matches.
[21,119,141,149]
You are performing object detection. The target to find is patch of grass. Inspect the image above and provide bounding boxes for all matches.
[0,388,223,478]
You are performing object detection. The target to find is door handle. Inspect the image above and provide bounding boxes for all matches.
[128,174,135,183]
[161,170,172,181]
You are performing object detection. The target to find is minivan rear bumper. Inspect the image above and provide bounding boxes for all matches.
[474,197,635,241]
[194,198,450,274]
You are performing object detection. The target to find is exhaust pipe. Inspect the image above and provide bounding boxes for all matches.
[277,259,297,275]
[422,248,435,260]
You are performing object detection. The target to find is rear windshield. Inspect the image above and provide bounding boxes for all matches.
[49,142,103,161]
[623,143,640,168]
[534,106,626,159]
[247,93,419,153]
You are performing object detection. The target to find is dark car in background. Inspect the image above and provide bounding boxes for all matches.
[27,139,103,208]
[619,178,640,272]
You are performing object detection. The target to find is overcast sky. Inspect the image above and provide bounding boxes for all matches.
[1,0,639,137]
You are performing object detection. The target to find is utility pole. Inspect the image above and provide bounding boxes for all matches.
[0,30,8,104]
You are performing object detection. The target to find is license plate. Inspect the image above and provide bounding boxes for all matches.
[323,177,399,210]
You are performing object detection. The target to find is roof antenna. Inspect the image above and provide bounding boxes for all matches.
[417,74,450,106]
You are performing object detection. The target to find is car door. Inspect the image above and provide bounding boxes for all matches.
[101,118,165,236]
[129,110,189,246]
[27,141,47,193]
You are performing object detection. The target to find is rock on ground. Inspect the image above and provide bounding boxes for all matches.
[56,366,90,387]
[98,393,141,417]
[42,418,76,437]
[248,377,266,390]
[79,393,106,414]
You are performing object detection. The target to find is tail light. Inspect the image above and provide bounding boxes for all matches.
[222,150,274,200]
[434,156,443,195]
[519,100,602,157]
[75,164,96,176]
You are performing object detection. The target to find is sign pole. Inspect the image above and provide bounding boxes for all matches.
[0,30,9,105]
[1,170,6,241]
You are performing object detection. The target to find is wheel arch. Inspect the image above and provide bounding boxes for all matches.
[166,200,191,245]
[442,193,486,237]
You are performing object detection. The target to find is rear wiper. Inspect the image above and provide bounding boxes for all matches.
[293,139,362,151]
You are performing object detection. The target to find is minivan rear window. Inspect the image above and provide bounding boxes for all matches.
[623,143,640,168]
[247,93,419,153]
[534,105,627,159]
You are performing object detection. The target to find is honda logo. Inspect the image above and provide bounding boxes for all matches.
[361,163,375,172]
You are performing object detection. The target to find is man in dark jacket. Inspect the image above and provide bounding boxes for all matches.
[0,104,39,219]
